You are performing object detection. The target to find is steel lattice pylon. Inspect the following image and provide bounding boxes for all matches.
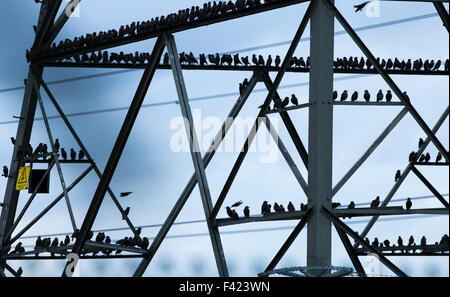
[0,0,449,277]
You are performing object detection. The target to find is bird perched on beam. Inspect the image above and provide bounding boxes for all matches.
[261,201,268,215]
[2,166,8,178]
[418,138,424,148]
[11,137,15,145]
[226,206,239,220]
[395,170,401,182]
[420,236,426,246]
[370,196,380,208]
[54,138,60,152]
[376,90,384,102]
[231,200,243,208]
[291,94,298,106]
[61,148,67,160]
[406,197,412,210]
[354,1,371,13]
[332,202,341,209]
[287,202,295,212]
[300,203,307,211]
[333,91,338,101]
[351,91,358,102]
[340,90,348,101]
[436,152,442,163]
[70,148,76,160]
[408,236,415,246]
[120,192,133,197]
[244,206,250,218]
[386,90,392,102]
[78,149,85,160]
[348,201,355,209]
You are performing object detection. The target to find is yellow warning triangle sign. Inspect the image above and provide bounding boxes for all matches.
[16,166,30,191]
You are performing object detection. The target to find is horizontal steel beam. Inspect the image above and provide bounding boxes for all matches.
[27,160,91,164]
[412,162,449,166]
[32,0,310,63]
[333,101,405,106]
[44,62,450,76]
[6,255,143,260]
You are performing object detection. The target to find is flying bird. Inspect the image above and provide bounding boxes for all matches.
[120,192,133,197]
[231,200,243,208]
[354,1,371,13]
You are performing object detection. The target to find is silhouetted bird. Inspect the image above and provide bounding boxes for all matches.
[244,206,250,218]
[332,202,341,209]
[436,152,442,163]
[409,151,416,162]
[54,138,60,152]
[351,91,358,102]
[395,170,401,182]
[291,94,298,106]
[2,166,8,178]
[372,237,379,248]
[300,203,307,211]
[398,236,403,246]
[120,192,133,197]
[17,267,23,276]
[70,148,76,160]
[408,236,414,246]
[231,200,243,208]
[273,203,280,212]
[420,236,426,246]
[386,90,392,102]
[340,90,348,101]
[384,239,390,247]
[71,229,80,240]
[87,231,94,241]
[370,196,380,208]
[402,91,410,104]
[424,152,431,163]
[261,201,268,215]
[406,198,412,210]
[78,149,85,160]
[278,204,285,213]
[61,148,67,160]
[287,202,295,212]
[333,91,338,100]
[96,232,105,243]
[376,90,383,102]
[348,201,355,209]
[226,206,239,220]
[11,137,15,145]
[275,55,281,68]
[266,55,272,67]
[122,207,130,219]
[64,235,70,246]
[418,138,424,148]
[419,154,426,163]
[252,54,258,65]
[354,1,370,12]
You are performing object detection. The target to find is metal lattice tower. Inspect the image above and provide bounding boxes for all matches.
[0,0,449,277]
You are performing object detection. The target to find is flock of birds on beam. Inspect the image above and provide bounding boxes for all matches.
[409,138,446,164]
[362,234,449,254]
[6,227,150,258]
[45,48,450,74]
[28,0,296,60]
[333,89,395,102]
[224,196,417,221]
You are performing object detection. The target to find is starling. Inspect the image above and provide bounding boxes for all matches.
[300,203,307,211]
[402,91,410,103]
[64,235,70,246]
[424,152,431,163]
[275,55,281,68]
[252,54,258,65]
[419,154,426,163]
[408,236,414,246]
[370,196,380,208]
[11,137,15,145]
[273,202,280,212]
[278,204,285,212]
[386,90,392,102]
[95,232,105,243]
[420,236,426,246]
[244,206,250,218]
[122,207,130,219]
[87,231,94,241]
[120,192,133,197]
[70,148,76,160]
[231,200,243,208]
[78,149,85,160]
[384,240,391,247]
[332,202,341,209]
[348,201,355,209]
[54,138,60,152]
[418,138,424,148]
[354,1,370,13]
[351,91,358,102]
[372,237,379,248]
[376,90,383,102]
[261,201,268,215]
[436,152,442,163]
[226,206,239,220]
[408,151,416,162]
[287,201,295,212]
[340,90,348,101]
[291,94,298,106]
[71,229,80,240]
[333,91,338,100]
[395,170,401,182]
[61,148,67,160]
[266,55,273,67]
[2,166,8,178]
[398,236,403,246]
[406,197,412,210]
[17,267,23,277]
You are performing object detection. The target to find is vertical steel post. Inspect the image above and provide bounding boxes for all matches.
[164,33,229,277]
[307,0,334,269]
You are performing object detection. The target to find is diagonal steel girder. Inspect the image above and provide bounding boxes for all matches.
[61,36,165,277]
[333,222,366,277]
[410,166,450,208]
[433,1,450,32]
[163,33,229,276]
[265,208,312,272]
[354,106,449,248]
[322,207,408,277]
[209,3,312,221]
[32,73,144,244]
[133,72,261,277]
[325,0,449,163]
